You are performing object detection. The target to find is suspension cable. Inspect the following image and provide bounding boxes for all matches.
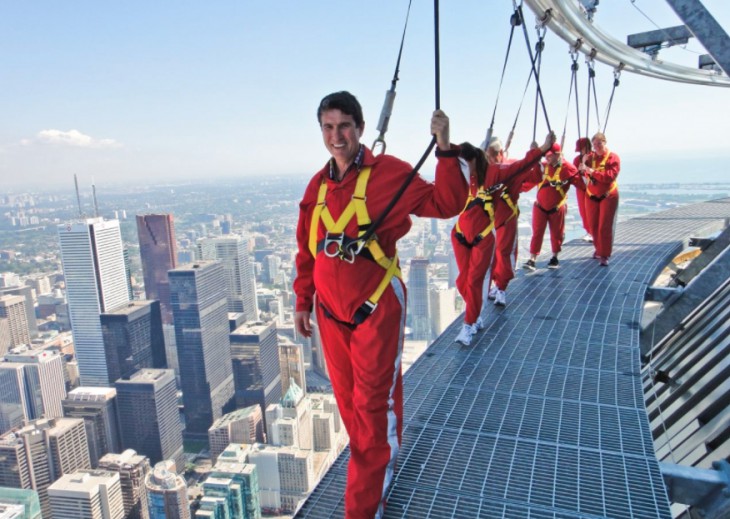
[532,26,547,142]
[602,64,623,133]
[560,50,580,151]
[347,0,441,255]
[483,6,523,150]
[518,4,552,135]
[372,0,414,155]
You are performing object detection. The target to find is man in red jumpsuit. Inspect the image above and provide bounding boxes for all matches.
[578,132,620,266]
[452,134,555,346]
[294,91,467,518]
[573,137,593,242]
[522,143,584,269]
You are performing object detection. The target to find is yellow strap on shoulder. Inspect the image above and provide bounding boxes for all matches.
[364,252,402,309]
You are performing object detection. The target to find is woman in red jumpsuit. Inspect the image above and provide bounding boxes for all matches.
[452,133,555,346]
[578,132,620,266]
[573,137,592,241]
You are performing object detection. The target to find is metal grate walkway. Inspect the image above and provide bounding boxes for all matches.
[296,198,730,518]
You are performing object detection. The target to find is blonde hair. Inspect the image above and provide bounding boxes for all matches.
[591,132,607,144]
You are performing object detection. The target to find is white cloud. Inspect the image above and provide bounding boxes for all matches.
[27,129,122,149]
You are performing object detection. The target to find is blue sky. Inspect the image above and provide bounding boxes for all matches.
[1,1,729,190]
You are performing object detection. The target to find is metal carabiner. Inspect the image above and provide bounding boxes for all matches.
[323,233,345,258]
[372,135,387,156]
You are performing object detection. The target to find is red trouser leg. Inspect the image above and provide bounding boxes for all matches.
[492,218,518,291]
[316,281,406,519]
[585,194,619,257]
[530,204,548,256]
[576,188,590,233]
[548,205,566,255]
[451,228,494,324]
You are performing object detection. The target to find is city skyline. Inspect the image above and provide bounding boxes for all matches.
[1,1,729,191]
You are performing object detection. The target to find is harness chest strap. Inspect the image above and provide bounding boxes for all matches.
[586,152,618,198]
[538,164,568,210]
[455,187,496,245]
[308,167,402,321]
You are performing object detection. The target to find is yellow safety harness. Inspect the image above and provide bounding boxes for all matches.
[308,167,401,324]
[586,152,618,200]
[537,164,569,212]
[454,185,496,247]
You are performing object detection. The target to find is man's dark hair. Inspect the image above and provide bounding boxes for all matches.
[317,91,364,129]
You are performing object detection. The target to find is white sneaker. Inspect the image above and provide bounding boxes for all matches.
[476,316,485,330]
[487,285,498,300]
[494,290,506,307]
[455,323,476,346]
[582,234,593,242]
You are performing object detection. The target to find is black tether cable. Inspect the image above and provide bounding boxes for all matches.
[560,51,580,151]
[532,31,545,143]
[372,0,414,155]
[518,4,551,135]
[602,65,622,133]
[586,57,601,134]
[484,7,522,150]
[346,0,440,256]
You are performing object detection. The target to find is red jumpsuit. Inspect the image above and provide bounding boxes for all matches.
[523,159,583,256]
[490,153,542,291]
[583,150,620,258]
[294,145,466,519]
[572,154,591,235]
[454,149,544,319]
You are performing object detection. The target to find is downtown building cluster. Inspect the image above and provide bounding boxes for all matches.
[0,211,348,518]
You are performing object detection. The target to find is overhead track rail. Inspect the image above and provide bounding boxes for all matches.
[523,0,730,87]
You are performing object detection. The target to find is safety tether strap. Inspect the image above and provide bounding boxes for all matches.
[372,0,414,155]
[560,50,581,151]
[602,65,623,133]
[586,152,617,198]
[518,4,552,136]
[586,57,602,134]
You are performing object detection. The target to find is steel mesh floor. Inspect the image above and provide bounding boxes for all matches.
[296,198,730,518]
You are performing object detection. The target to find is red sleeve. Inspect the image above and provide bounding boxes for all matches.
[495,148,544,186]
[410,146,469,218]
[520,161,544,192]
[293,175,322,313]
[563,161,585,190]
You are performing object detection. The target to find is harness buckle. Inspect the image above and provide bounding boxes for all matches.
[323,233,345,258]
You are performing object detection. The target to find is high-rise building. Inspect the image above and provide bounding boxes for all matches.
[265,382,311,451]
[0,349,67,433]
[136,214,177,325]
[48,469,124,519]
[213,444,261,519]
[0,319,10,358]
[407,257,432,341]
[429,285,459,337]
[0,417,91,518]
[58,218,131,387]
[0,488,42,519]
[115,369,183,471]
[62,387,121,467]
[208,405,265,463]
[311,412,336,452]
[145,460,190,519]
[247,444,313,514]
[98,449,151,519]
[169,262,235,438]
[198,236,259,322]
[0,285,38,340]
[229,322,282,425]
[100,300,166,384]
[278,338,306,396]
[0,296,31,349]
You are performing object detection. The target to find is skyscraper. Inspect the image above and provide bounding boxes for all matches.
[199,235,259,322]
[0,296,31,349]
[145,460,190,519]
[58,218,131,387]
[407,257,432,341]
[115,369,184,471]
[208,405,265,463]
[0,417,91,518]
[278,338,306,396]
[48,469,124,519]
[0,349,67,433]
[100,300,166,383]
[0,285,38,339]
[98,449,151,519]
[229,321,282,424]
[169,261,235,438]
[62,387,121,467]
[0,488,42,519]
[213,444,261,519]
[136,214,177,325]
[429,285,459,337]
